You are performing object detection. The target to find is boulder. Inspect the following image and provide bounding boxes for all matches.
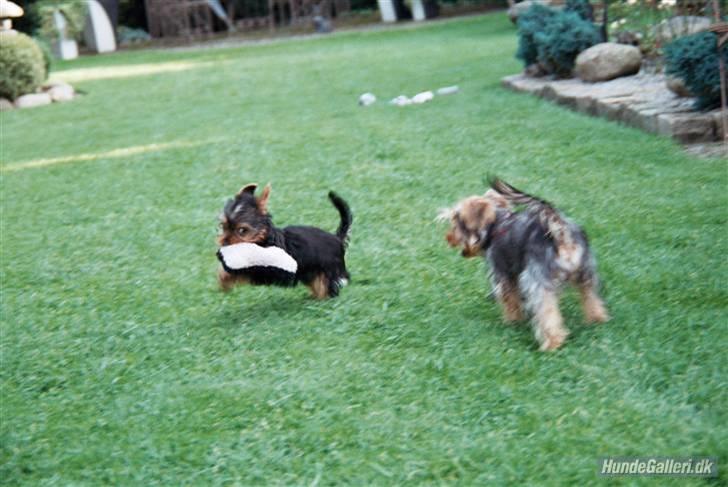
[358,93,376,106]
[436,85,459,96]
[507,0,552,24]
[0,98,13,111]
[666,75,692,98]
[411,91,434,104]
[15,92,52,108]
[653,16,711,44]
[390,95,412,107]
[575,43,642,82]
[47,82,74,102]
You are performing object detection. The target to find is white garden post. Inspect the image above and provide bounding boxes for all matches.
[52,9,79,60]
[84,0,116,53]
[411,0,425,21]
[377,0,397,23]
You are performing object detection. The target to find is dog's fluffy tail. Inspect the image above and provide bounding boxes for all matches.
[489,177,553,209]
[329,191,352,247]
[490,177,583,271]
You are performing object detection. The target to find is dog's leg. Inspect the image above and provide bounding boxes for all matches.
[308,273,330,299]
[497,278,524,323]
[520,267,568,350]
[532,289,568,351]
[218,268,247,292]
[579,281,609,323]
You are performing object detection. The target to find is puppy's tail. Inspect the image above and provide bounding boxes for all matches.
[490,177,583,271]
[489,177,553,209]
[329,191,352,247]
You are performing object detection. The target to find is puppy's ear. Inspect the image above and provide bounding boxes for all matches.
[466,198,496,230]
[257,183,271,213]
[237,183,258,197]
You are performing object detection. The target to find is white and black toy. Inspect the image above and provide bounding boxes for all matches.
[217,242,298,286]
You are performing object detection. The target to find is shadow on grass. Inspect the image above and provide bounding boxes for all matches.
[213,290,315,328]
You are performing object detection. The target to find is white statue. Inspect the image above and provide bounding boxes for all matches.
[84,0,116,53]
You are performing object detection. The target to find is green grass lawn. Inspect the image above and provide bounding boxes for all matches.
[1,13,726,485]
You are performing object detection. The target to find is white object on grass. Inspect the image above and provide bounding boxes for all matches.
[390,95,412,106]
[436,85,459,95]
[359,93,377,106]
[218,243,298,273]
[411,91,434,104]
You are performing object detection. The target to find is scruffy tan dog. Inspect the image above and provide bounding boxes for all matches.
[440,178,609,351]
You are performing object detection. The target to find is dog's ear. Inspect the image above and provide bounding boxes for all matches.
[257,183,271,213]
[237,183,258,197]
[465,197,496,230]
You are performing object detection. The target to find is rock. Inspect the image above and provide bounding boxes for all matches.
[411,91,434,104]
[653,16,711,44]
[666,75,692,98]
[508,0,552,24]
[657,113,717,144]
[502,70,722,142]
[14,93,52,109]
[47,82,74,102]
[390,95,412,107]
[0,98,13,111]
[436,85,459,96]
[575,43,642,82]
[657,112,717,144]
[358,93,376,106]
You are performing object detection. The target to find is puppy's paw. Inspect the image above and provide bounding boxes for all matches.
[538,330,568,351]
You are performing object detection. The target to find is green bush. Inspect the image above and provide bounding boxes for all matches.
[0,33,47,100]
[33,0,87,43]
[564,0,594,21]
[665,32,727,111]
[516,4,558,67]
[535,10,601,77]
[35,38,53,76]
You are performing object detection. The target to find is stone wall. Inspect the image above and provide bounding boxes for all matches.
[502,73,724,144]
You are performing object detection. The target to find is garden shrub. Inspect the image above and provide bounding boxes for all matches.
[665,32,728,110]
[516,4,558,67]
[535,10,601,77]
[33,0,87,43]
[35,38,53,77]
[0,33,47,100]
[565,0,594,21]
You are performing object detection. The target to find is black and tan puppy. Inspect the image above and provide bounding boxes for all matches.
[440,178,608,351]
[218,184,352,299]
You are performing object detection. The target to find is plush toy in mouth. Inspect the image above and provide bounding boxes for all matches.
[217,242,298,286]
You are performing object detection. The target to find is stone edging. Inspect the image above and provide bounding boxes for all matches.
[502,73,723,144]
[0,82,76,111]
